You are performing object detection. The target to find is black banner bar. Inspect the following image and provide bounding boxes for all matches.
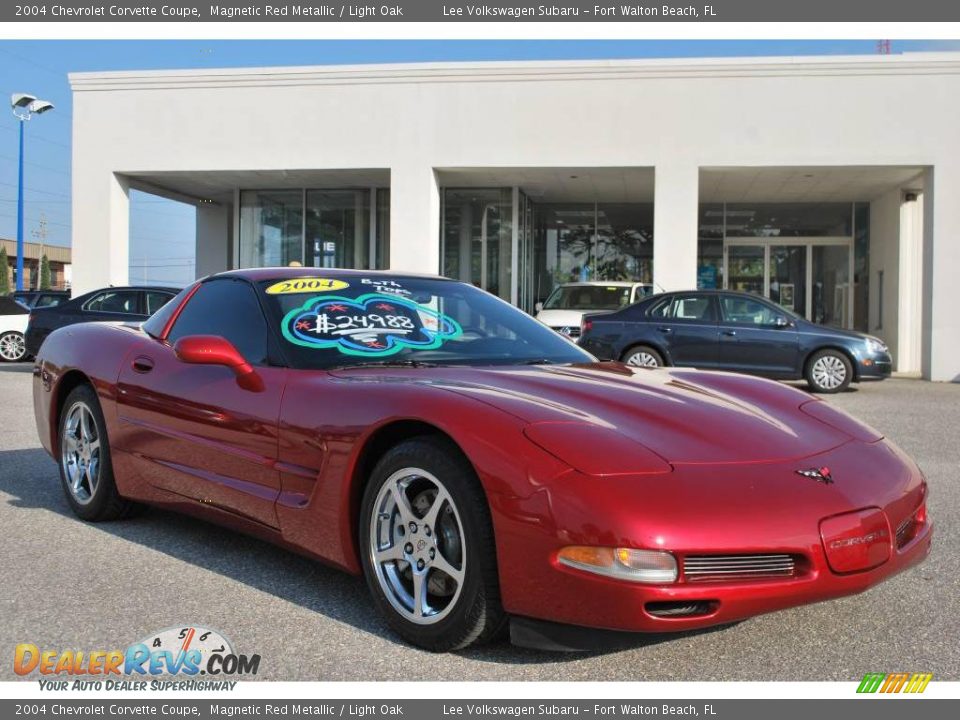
[6,0,960,22]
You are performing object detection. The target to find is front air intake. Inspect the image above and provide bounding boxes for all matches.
[683,554,797,582]
[645,601,717,618]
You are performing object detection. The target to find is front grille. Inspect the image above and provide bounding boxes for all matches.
[683,554,797,582]
[550,326,580,338]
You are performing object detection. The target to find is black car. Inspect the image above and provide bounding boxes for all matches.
[12,289,71,309]
[578,289,892,393]
[25,285,180,357]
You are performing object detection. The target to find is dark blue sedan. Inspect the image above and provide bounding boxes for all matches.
[577,290,892,393]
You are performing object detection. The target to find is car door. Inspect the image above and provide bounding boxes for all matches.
[717,294,799,376]
[114,278,287,528]
[646,293,720,367]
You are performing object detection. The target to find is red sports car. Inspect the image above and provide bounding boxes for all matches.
[32,269,931,652]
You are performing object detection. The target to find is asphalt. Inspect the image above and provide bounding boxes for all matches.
[0,363,957,681]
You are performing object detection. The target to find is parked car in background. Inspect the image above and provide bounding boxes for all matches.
[578,289,892,393]
[25,285,179,357]
[535,281,654,339]
[0,296,31,362]
[12,289,71,309]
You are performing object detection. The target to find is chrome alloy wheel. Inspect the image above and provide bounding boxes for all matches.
[369,467,466,625]
[60,401,101,505]
[811,355,847,390]
[626,351,660,367]
[0,332,26,362]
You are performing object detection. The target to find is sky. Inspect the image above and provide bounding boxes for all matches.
[1,39,958,287]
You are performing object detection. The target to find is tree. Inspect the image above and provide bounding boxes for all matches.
[0,247,8,295]
[39,254,51,290]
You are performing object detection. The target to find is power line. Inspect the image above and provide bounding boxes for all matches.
[0,152,70,176]
[0,124,71,149]
[0,181,71,198]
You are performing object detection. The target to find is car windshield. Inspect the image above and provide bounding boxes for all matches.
[543,285,633,310]
[258,275,593,370]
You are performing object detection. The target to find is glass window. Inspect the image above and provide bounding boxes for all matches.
[306,190,371,270]
[726,245,765,295]
[650,294,716,322]
[239,190,303,268]
[168,280,269,365]
[720,296,785,326]
[84,290,140,315]
[36,294,63,308]
[812,245,851,328]
[768,245,807,317]
[697,203,724,289]
[725,203,852,237]
[594,203,654,284]
[441,188,513,301]
[853,202,870,332]
[375,189,391,270]
[543,284,633,311]
[145,291,175,316]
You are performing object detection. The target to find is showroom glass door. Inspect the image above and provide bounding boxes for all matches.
[768,244,807,318]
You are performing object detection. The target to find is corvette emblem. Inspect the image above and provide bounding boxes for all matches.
[796,466,834,484]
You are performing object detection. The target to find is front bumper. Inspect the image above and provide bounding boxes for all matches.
[858,350,893,380]
[493,438,931,640]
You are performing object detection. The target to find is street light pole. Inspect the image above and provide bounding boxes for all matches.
[16,118,24,292]
[10,93,54,292]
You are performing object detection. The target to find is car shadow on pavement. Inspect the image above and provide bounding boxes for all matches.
[0,447,725,663]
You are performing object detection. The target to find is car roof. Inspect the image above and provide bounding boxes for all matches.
[554,281,649,288]
[212,267,454,284]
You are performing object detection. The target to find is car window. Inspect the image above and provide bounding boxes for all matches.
[720,296,784,325]
[35,295,62,308]
[543,285,633,310]
[145,291,175,316]
[83,290,140,315]
[167,279,268,365]
[648,295,715,322]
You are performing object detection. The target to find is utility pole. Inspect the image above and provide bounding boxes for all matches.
[31,212,47,290]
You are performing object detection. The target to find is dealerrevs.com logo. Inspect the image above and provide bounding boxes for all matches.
[14,626,260,690]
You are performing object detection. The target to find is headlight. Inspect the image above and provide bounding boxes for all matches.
[557,546,678,583]
[865,337,888,354]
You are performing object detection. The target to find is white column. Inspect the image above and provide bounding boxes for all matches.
[72,171,129,294]
[653,163,699,292]
[389,164,440,275]
[924,165,960,382]
[897,192,923,375]
[195,202,230,279]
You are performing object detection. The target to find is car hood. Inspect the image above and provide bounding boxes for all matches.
[534,309,587,328]
[336,363,860,465]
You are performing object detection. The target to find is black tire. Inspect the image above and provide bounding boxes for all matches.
[57,384,139,521]
[359,436,505,652]
[0,331,27,362]
[622,344,664,368]
[805,349,853,394]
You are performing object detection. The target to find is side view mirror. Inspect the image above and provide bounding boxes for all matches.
[773,316,794,329]
[534,302,544,313]
[173,335,264,392]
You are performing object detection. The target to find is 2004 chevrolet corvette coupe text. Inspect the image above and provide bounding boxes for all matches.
[32,269,931,651]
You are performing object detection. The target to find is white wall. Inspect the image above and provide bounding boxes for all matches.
[70,54,960,380]
[869,187,902,366]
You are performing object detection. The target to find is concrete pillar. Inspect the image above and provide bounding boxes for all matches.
[897,191,923,375]
[653,163,699,292]
[72,172,129,294]
[924,165,960,382]
[195,202,231,279]
[389,165,440,275]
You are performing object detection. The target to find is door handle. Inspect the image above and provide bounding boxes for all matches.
[132,356,155,373]
[722,330,737,337]
[656,326,672,334]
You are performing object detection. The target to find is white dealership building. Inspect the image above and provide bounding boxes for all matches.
[70,52,960,380]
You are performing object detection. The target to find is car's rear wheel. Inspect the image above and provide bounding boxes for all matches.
[58,385,138,521]
[622,345,664,368]
[805,350,853,394]
[359,437,505,652]
[0,331,27,362]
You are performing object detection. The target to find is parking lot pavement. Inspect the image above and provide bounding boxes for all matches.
[0,363,957,681]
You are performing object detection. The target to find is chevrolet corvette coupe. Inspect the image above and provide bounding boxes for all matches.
[32,269,931,652]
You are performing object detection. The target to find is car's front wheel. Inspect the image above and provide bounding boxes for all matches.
[805,349,853,393]
[0,331,27,362]
[58,384,138,521]
[359,437,505,652]
[622,345,664,368]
